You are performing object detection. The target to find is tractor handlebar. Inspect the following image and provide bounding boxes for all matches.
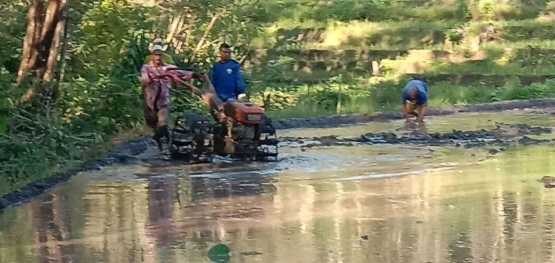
[150,74,174,80]
[149,70,206,97]
[166,67,194,72]
[165,67,205,79]
[150,69,205,82]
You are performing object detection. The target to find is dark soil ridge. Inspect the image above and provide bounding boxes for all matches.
[1,98,555,212]
[0,136,156,212]
[280,123,553,149]
[271,98,555,130]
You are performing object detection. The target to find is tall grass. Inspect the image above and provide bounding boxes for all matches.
[258,18,555,50]
[264,78,555,119]
[284,40,555,51]
[265,0,549,25]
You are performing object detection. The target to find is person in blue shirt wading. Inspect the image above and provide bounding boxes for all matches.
[401,77,428,123]
[210,43,246,102]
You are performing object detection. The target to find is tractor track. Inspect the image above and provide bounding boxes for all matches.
[1,98,555,211]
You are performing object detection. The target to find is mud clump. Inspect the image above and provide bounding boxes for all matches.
[271,98,555,130]
[363,123,553,148]
[280,135,359,148]
[283,123,554,149]
[538,176,555,188]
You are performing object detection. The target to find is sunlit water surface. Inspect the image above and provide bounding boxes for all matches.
[1,112,555,263]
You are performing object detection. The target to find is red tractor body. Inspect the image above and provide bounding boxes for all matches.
[223,101,265,125]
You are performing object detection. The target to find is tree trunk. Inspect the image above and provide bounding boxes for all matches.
[17,0,44,84]
[17,0,68,105]
[165,15,183,46]
[189,13,219,62]
[51,4,69,107]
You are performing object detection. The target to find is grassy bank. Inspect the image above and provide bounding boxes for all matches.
[253,47,555,64]
[264,78,555,119]
[243,47,555,85]
[249,66,555,84]
[255,19,555,50]
[0,119,150,196]
[262,0,552,24]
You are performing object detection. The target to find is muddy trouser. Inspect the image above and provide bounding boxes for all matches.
[144,104,170,150]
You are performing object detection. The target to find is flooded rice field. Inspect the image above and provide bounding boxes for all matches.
[2,112,555,262]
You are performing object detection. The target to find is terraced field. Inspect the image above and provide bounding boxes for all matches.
[240,1,555,117]
[246,48,555,84]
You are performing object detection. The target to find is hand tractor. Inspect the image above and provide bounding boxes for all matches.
[152,69,278,163]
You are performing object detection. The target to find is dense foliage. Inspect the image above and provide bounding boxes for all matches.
[0,0,266,194]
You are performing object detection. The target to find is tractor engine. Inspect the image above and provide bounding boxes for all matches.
[223,100,265,125]
[213,100,265,158]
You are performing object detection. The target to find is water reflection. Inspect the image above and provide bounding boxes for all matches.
[147,176,177,248]
[403,121,427,136]
[190,173,277,201]
[145,173,277,253]
[0,146,555,262]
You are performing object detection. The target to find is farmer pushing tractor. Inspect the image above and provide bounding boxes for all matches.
[139,39,277,160]
[140,41,244,151]
[140,43,201,151]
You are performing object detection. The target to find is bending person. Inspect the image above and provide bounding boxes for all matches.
[401,77,428,123]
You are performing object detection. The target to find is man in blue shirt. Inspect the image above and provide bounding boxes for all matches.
[401,77,428,123]
[210,43,246,102]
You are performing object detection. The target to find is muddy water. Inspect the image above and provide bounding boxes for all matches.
[1,113,555,263]
[278,112,555,138]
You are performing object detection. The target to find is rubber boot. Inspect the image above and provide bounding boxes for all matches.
[154,125,170,152]
[152,130,163,151]
[159,125,170,144]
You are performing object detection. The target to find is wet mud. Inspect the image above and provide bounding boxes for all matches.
[1,98,555,212]
[280,123,554,150]
[538,176,555,188]
[1,143,555,262]
[271,98,555,129]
